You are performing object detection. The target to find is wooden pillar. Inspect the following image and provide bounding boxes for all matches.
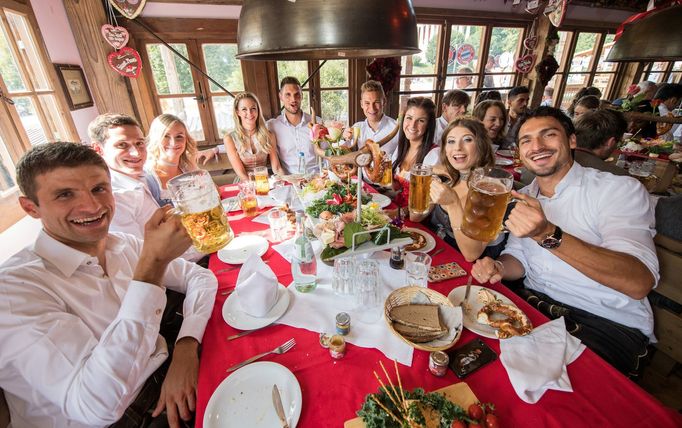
[611,62,642,100]
[242,60,280,120]
[525,15,552,109]
[62,0,136,117]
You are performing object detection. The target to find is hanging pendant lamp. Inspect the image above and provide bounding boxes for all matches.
[236,0,419,60]
[606,4,682,62]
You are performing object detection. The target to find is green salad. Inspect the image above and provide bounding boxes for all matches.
[305,183,372,218]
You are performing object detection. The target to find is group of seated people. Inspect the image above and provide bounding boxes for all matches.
[0,74,671,427]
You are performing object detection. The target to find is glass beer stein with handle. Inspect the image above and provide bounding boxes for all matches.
[461,167,514,242]
[408,163,432,215]
[167,170,234,253]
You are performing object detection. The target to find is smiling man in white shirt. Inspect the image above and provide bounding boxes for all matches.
[0,142,217,427]
[471,107,659,377]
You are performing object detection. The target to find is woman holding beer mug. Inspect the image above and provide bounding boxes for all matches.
[473,100,508,150]
[197,92,284,182]
[390,97,437,208]
[145,114,199,207]
[424,118,508,262]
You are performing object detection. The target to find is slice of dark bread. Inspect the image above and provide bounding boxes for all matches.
[389,304,444,332]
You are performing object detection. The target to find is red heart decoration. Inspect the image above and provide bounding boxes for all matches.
[108,0,147,19]
[101,24,129,50]
[514,54,536,74]
[524,36,538,51]
[107,47,142,78]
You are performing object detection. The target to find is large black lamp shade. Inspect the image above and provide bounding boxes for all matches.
[606,5,682,62]
[236,0,420,60]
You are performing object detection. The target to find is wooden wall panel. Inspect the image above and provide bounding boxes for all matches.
[62,0,135,117]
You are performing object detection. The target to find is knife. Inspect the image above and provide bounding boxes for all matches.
[462,275,473,314]
[272,384,289,428]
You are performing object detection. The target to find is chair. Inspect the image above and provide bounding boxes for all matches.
[0,388,9,428]
[202,151,235,186]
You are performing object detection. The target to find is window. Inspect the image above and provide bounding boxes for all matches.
[637,61,682,85]
[141,40,245,145]
[0,2,77,232]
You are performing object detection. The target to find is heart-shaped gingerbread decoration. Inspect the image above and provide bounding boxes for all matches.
[107,47,142,78]
[524,36,538,51]
[515,54,535,74]
[101,24,129,50]
[108,0,147,20]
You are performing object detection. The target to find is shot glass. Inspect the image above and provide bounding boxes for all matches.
[405,252,432,288]
[354,260,381,323]
[332,257,356,296]
[267,209,288,242]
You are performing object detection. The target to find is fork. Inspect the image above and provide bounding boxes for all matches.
[225,338,296,372]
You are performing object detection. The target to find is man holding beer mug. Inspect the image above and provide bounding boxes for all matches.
[471,107,658,377]
[0,142,217,427]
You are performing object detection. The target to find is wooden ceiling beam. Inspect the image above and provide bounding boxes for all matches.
[146,0,242,5]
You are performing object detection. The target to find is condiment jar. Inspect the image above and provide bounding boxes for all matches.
[429,351,449,377]
[336,312,351,335]
[389,246,405,270]
[329,335,346,359]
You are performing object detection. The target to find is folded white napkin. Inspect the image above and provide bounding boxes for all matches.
[235,253,279,317]
[500,317,585,404]
[270,186,303,211]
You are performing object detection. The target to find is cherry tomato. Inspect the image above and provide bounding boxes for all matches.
[468,404,484,421]
[485,413,500,428]
[451,421,467,428]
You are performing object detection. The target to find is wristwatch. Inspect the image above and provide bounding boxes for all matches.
[538,225,563,249]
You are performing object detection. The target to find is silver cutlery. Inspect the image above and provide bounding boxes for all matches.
[462,275,473,314]
[226,338,296,372]
[430,247,445,257]
[272,384,289,428]
[226,328,263,341]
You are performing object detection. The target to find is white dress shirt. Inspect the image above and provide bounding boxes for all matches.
[434,115,448,147]
[0,230,217,428]
[423,147,441,167]
[267,112,319,174]
[346,115,399,158]
[502,163,659,339]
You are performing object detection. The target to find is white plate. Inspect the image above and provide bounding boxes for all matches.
[447,285,522,339]
[203,361,302,428]
[370,193,392,208]
[495,157,514,166]
[222,284,290,330]
[217,235,269,265]
[496,149,514,157]
[401,227,436,253]
[221,196,240,212]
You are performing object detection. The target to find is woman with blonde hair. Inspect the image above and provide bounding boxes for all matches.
[145,113,198,206]
[198,92,283,182]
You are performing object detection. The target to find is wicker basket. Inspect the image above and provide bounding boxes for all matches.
[384,286,462,352]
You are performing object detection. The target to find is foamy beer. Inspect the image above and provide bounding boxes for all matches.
[253,166,269,195]
[379,154,393,187]
[167,170,233,253]
[461,168,513,242]
[408,164,432,215]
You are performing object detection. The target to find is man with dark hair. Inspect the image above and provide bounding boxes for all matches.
[341,80,399,156]
[434,89,470,145]
[472,106,658,377]
[267,76,320,174]
[475,90,502,105]
[505,86,530,147]
[653,83,682,141]
[574,109,628,176]
[0,142,217,427]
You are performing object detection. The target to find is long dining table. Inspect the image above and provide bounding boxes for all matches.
[195,183,682,428]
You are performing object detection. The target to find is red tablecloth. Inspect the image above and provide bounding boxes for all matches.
[196,184,681,427]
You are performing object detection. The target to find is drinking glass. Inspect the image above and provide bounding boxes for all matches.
[379,154,393,187]
[238,181,258,217]
[352,126,361,147]
[408,164,432,215]
[167,170,233,253]
[332,257,356,296]
[354,260,381,323]
[253,166,270,195]
[405,252,432,288]
[267,209,288,242]
[461,167,514,242]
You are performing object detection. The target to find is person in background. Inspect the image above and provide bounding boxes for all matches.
[0,142,217,428]
[341,80,399,157]
[572,95,601,119]
[573,109,629,176]
[566,86,602,117]
[475,90,502,105]
[456,67,474,90]
[472,107,658,377]
[198,93,284,181]
[473,100,508,150]
[541,86,554,107]
[145,114,198,206]
[504,86,530,144]
[267,77,320,174]
[652,83,682,141]
[434,89,470,145]
[390,97,437,209]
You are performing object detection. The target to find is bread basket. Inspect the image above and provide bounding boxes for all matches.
[384,286,462,352]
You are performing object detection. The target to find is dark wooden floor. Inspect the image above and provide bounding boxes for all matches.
[638,350,682,412]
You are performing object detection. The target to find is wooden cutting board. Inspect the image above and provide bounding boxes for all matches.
[343,382,478,428]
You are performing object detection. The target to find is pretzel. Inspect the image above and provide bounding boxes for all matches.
[477,302,533,339]
[362,139,386,183]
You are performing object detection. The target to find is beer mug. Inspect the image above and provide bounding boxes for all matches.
[253,166,270,196]
[167,170,234,253]
[408,164,432,215]
[461,167,513,242]
[379,153,393,187]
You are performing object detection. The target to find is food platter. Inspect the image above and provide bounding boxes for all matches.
[401,227,436,253]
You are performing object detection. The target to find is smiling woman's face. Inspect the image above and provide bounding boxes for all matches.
[444,126,479,172]
[403,106,429,142]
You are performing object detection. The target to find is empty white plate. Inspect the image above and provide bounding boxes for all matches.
[222,284,290,330]
[203,361,302,428]
[370,193,392,208]
[217,235,269,264]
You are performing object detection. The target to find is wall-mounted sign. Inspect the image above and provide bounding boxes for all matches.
[456,44,475,65]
